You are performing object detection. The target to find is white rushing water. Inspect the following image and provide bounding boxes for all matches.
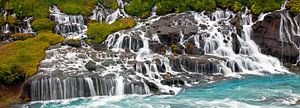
[49,6,87,39]
[23,1,296,102]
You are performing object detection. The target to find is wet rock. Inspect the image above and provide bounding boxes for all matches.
[231,33,241,54]
[85,60,97,71]
[252,11,300,63]
[161,78,185,87]
[149,13,198,46]
[64,39,81,47]
[144,80,159,93]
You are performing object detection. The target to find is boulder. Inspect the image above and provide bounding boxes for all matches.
[85,60,97,71]
[64,39,82,47]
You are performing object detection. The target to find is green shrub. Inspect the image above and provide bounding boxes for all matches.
[7,16,16,25]
[87,18,136,43]
[51,0,97,16]
[232,1,243,12]
[32,19,56,32]
[0,16,5,26]
[0,31,64,85]
[125,0,154,18]
[5,0,49,19]
[287,0,300,14]
[156,0,176,15]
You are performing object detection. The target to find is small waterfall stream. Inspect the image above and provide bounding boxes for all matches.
[22,1,296,102]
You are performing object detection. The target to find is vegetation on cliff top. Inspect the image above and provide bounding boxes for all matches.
[287,0,300,14]
[124,0,298,18]
[1,0,118,19]
[87,18,136,43]
[0,31,64,85]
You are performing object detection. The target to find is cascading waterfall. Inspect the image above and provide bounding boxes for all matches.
[115,75,124,96]
[23,1,292,102]
[49,5,87,39]
[279,11,300,62]
[89,0,129,23]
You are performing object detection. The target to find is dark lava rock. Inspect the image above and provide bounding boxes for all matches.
[85,60,97,71]
[64,39,82,47]
[252,10,300,64]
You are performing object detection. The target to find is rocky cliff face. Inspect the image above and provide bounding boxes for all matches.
[252,10,300,64]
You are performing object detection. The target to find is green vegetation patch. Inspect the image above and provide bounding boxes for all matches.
[125,0,156,18]
[4,0,49,19]
[55,0,98,15]
[3,0,117,18]
[124,0,285,18]
[0,31,64,85]
[287,0,300,14]
[87,18,136,43]
[32,19,56,32]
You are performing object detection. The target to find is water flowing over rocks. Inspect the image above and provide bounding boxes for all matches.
[252,10,300,64]
[21,3,295,101]
[0,8,35,45]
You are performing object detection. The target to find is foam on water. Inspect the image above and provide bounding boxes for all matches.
[24,74,300,108]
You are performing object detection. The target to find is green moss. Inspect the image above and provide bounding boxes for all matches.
[232,1,243,12]
[3,0,99,18]
[125,0,154,18]
[5,0,49,19]
[0,16,5,26]
[124,0,285,18]
[87,18,136,43]
[55,0,97,15]
[0,31,64,85]
[287,0,300,14]
[32,19,56,32]
[7,16,16,25]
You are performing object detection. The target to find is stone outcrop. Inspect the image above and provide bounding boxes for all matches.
[252,11,300,64]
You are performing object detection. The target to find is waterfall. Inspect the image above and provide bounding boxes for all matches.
[115,75,124,96]
[23,3,293,101]
[279,11,300,62]
[89,0,129,23]
[49,6,87,39]
[84,77,97,96]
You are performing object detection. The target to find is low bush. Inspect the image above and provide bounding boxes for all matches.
[32,19,56,32]
[0,31,64,85]
[87,18,136,43]
[7,16,16,25]
[287,0,300,14]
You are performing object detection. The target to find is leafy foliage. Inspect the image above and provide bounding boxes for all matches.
[287,0,300,14]
[32,19,56,32]
[87,18,136,43]
[125,0,155,18]
[0,31,64,85]
[124,0,285,18]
